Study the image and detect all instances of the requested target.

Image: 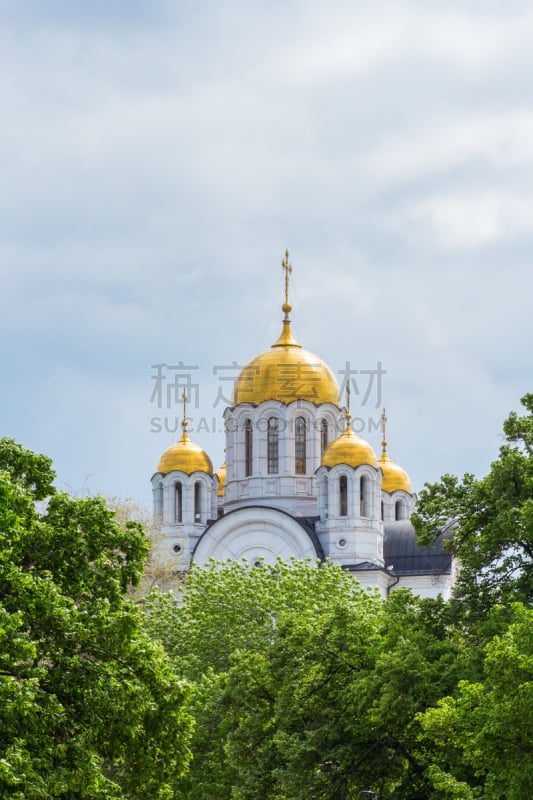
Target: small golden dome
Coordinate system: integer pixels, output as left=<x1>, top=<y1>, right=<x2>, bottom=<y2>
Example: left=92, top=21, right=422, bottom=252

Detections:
left=215, top=459, right=226, bottom=497
left=378, top=451, right=412, bottom=493
left=157, top=429, right=213, bottom=475
left=322, top=421, right=378, bottom=469
left=233, top=321, right=339, bottom=405
left=377, top=409, right=412, bottom=493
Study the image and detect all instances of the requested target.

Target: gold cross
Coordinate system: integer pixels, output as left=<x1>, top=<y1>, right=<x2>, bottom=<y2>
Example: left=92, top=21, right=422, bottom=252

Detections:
left=182, top=389, right=188, bottom=428
left=281, top=249, right=292, bottom=307
left=381, top=408, right=387, bottom=446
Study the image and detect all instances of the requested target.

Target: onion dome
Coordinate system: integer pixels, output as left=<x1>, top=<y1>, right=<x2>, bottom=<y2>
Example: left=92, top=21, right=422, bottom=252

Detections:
left=378, top=451, right=412, bottom=493
left=157, top=428, right=213, bottom=475
left=322, top=382, right=377, bottom=468
left=232, top=251, right=339, bottom=406
left=322, top=419, right=378, bottom=468
left=215, top=459, right=226, bottom=497
left=377, top=409, right=412, bottom=493
left=156, top=391, right=213, bottom=475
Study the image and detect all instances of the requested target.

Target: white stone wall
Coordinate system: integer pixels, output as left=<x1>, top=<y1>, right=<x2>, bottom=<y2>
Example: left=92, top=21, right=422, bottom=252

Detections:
left=350, top=570, right=394, bottom=598
left=392, top=572, right=455, bottom=600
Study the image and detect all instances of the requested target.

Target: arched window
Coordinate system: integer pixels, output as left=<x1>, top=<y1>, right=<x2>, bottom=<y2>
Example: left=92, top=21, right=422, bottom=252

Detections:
left=320, top=419, right=328, bottom=455
left=245, top=418, right=253, bottom=477
left=395, top=500, right=404, bottom=521
left=175, top=482, right=183, bottom=523
left=194, top=481, right=202, bottom=522
left=267, top=417, right=279, bottom=474
left=339, top=475, right=348, bottom=517
left=381, top=500, right=384, bottom=521
left=295, top=416, right=306, bottom=474
left=360, top=476, right=370, bottom=517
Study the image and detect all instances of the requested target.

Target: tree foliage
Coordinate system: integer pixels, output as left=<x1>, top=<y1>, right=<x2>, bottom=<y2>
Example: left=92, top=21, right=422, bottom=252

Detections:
left=420, top=602, right=533, bottom=799
left=413, top=393, right=533, bottom=612
left=4, top=391, right=532, bottom=798
left=106, top=496, right=182, bottom=599
left=146, top=561, right=463, bottom=799
left=0, top=438, right=192, bottom=799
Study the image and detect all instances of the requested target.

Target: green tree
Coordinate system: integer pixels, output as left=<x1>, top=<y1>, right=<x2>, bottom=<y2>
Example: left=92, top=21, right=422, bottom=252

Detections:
left=222, top=589, right=463, bottom=800
left=106, top=496, right=182, bottom=598
left=146, top=561, right=463, bottom=799
left=413, top=393, right=533, bottom=613
left=146, top=559, right=370, bottom=799
left=420, top=603, right=533, bottom=799
left=0, top=438, right=193, bottom=799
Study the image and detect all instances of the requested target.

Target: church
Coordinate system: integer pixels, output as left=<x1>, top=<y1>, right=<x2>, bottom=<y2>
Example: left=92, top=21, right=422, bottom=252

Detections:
left=151, top=252, right=455, bottom=599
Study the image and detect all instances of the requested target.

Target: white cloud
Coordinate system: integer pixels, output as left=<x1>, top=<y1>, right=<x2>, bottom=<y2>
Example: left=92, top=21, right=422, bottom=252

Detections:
left=364, top=111, right=533, bottom=183
left=404, top=189, right=533, bottom=248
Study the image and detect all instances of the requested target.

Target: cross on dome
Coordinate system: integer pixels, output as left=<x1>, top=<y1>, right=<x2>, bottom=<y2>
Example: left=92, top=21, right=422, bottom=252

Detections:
left=281, top=248, right=292, bottom=320
left=381, top=407, right=388, bottom=452
left=181, top=389, right=188, bottom=431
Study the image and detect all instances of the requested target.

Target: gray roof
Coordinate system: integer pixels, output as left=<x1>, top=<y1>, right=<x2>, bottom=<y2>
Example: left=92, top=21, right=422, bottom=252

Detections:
left=384, top=520, right=452, bottom=576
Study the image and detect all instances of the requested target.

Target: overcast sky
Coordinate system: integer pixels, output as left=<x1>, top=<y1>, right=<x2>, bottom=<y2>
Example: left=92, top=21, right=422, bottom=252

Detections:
left=2, top=0, right=532, bottom=508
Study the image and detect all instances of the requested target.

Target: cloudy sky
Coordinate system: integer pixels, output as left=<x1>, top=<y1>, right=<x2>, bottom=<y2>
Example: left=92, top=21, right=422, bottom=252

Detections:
left=2, top=0, right=532, bottom=508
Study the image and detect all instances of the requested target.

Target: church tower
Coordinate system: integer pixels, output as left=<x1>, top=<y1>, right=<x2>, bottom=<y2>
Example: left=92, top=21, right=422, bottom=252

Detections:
left=222, top=250, right=344, bottom=517
left=150, top=251, right=454, bottom=600
left=315, top=385, right=384, bottom=572
left=151, top=390, right=217, bottom=569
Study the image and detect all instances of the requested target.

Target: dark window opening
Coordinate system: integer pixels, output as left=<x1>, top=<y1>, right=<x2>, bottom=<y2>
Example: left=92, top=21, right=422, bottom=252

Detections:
left=194, top=481, right=202, bottom=522
left=245, top=418, right=253, bottom=476
left=339, top=475, right=348, bottom=517
left=267, top=418, right=279, bottom=474
left=175, top=482, right=183, bottom=523
left=295, top=416, right=306, bottom=474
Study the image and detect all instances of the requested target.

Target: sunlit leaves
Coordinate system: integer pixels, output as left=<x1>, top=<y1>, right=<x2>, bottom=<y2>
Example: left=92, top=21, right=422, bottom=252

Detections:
left=414, top=394, right=533, bottom=611
left=0, top=438, right=193, bottom=799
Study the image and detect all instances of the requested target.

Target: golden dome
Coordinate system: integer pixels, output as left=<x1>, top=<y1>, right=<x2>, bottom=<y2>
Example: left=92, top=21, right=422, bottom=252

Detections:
left=234, top=252, right=339, bottom=405
left=157, top=428, right=213, bottom=475
left=233, top=320, right=339, bottom=406
left=377, top=409, right=412, bottom=493
left=215, top=459, right=226, bottom=497
left=378, top=451, right=412, bottom=493
left=322, top=419, right=378, bottom=469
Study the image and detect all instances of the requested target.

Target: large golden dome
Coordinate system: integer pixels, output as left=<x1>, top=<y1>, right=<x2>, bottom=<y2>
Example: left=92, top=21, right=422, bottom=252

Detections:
left=322, top=418, right=378, bottom=469
left=157, top=427, right=213, bottom=475
left=378, top=450, right=412, bottom=493
left=233, top=319, right=339, bottom=406
left=234, top=251, right=339, bottom=406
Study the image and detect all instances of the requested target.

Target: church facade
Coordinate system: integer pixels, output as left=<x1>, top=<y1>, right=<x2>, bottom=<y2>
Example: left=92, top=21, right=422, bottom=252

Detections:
left=151, top=253, right=455, bottom=599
